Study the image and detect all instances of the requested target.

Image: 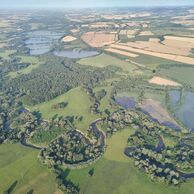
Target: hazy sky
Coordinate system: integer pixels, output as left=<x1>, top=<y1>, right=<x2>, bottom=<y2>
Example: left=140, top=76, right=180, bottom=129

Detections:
left=1, top=0, right=194, bottom=9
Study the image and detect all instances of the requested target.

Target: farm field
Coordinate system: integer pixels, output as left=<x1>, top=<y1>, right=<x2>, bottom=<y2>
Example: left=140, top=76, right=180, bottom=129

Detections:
left=27, top=87, right=98, bottom=133
left=105, top=48, right=139, bottom=58
left=81, top=31, right=118, bottom=47
left=78, top=53, right=139, bottom=73
left=109, top=43, right=194, bottom=65
left=62, top=35, right=77, bottom=42
left=0, top=144, right=58, bottom=194
left=148, top=76, right=181, bottom=86
left=159, top=65, right=194, bottom=88
left=120, top=36, right=194, bottom=56
left=133, top=53, right=182, bottom=69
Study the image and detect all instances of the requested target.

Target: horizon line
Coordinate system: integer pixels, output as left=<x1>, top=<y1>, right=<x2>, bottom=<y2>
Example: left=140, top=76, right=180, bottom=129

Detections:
left=0, top=5, right=194, bottom=10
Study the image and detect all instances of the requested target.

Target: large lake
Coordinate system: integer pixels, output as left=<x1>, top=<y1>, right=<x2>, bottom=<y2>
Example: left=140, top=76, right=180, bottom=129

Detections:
left=25, top=30, right=63, bottom=55
left=53, top=50, right=99, bottom=59
left=169, top=90, right=194, bottom=131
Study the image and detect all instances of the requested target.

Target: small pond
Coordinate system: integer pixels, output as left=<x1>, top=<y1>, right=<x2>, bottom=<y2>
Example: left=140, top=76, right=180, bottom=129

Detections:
left=53, top=50, right=99, bottom=59
left=169, top=90, right=194, bottom=131
left=115, top=96, right=136, bottom=109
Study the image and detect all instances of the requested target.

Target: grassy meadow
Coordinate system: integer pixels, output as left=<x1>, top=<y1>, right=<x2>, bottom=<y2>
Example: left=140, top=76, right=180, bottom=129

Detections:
left=159, top=65, right=194, bottom=88
left=27, top=87, right=98, bottom=133
left=0, top=50, right=16, bottom=60
left=133, top=54, right=183, bottom=70
left=0, top=144, right=58, bottom=194
left=78, top=53, right=138, bottom=73
left=93, top=85, right=116, bottom=113
left=8, top=55, right=40, bottom=78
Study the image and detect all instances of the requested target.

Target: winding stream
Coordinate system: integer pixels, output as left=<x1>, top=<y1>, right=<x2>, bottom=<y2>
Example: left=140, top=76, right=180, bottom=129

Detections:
left=124, top=136, right=194, bottom=179
left=21, top=119, right=106, bottom=152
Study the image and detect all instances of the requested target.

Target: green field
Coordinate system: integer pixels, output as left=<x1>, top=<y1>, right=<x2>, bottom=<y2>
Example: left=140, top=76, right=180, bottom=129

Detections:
left=0, top=50, right=16, bottom=60
left=66, top=127, right=194, bottom=194
left=159, top=65, right=194, bottom=88
left=161, top=134, right=179, bottom=148
left=133, top=54, right=183, bottom=70
left=144, top=89, right=167, bottom=105
left=78, top=53, right=138, bottom=73
left=27, top=87, right=98, bottom=132
left=0, top=144, right=58, bottom=194
left=9, top=56, right=40, bottom=78
left=64, top=38, right=89, bottom=49
left=104, top=127, right=136, bottom=162
left=94, top=85, right=116, bottom=113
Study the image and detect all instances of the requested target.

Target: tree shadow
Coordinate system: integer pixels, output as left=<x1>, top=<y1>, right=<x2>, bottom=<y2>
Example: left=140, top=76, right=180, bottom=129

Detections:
left=60, top=168, right=71, bottom=179
left=32, top=111, right=42, bottom=120
left=27, top=189, right=34, bottom=194
left=5, top=180, right=18, bottom=194
left=55, top=166, right=70, bottom=179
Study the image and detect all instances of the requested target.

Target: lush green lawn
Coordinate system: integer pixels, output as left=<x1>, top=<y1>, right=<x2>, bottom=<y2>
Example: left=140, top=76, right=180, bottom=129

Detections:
left=9, top=55, right=40, bottom=78
left=66, top=127, right=194, bottom=194
left=0, top=144, right=58, bottom=194
left=27, top=87, right=98, bottom=133
left=78, top=53, right=138, bottom=73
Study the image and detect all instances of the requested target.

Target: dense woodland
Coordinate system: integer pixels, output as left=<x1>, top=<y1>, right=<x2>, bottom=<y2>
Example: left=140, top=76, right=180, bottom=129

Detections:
left=2, top=56, right=118, bottom=105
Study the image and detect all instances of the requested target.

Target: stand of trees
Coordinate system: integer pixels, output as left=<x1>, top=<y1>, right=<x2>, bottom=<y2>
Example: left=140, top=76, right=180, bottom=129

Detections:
left=51, top=101, right=68, bottom=109
left=39, top=129, right=103, bottom=166
left=2, top=56, right=118, bottom=105
left=55, top=168, right=80, bottom=194
left=129, top=147, right=181, bottom=185
left=82, top=84, right=100, bottom=114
